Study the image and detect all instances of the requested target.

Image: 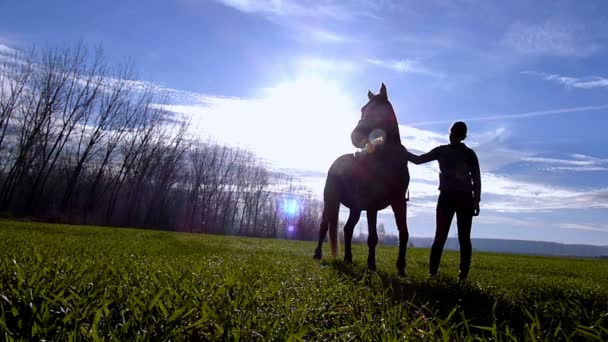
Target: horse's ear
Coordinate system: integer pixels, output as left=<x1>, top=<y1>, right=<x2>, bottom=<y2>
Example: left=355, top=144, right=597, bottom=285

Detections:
left=368, top=90, right=374, bottom=101
left=380, top=83, right=387, bottom=97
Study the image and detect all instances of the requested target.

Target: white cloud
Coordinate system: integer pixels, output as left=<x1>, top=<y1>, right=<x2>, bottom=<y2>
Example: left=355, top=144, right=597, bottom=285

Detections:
left=549, top=166, right=608, bottom=172
left=523, top=156, right=595, bottom=166
left=556, top=223, right=608, bottom=232
left=546, top=75, right=608, bottom=89
left=215, top=0, right=300, bottom=15
left=0, top=43, right=15, bottom=55
left=366, top=58, right=438, bottom=76
left=476, top=216, right=608, bottom=233
left=0, top=43, right=20, bottom=65
left=503, top=21, right=599, bottom=57
left=479, top=174, right=608, bottom=211
left=307, top=28, right=351, bottom=43
left=407, top=104, right=608, bottom=126
left=214, top=0, right=379, bottom=21
left=295, top=57, right=358, bottom=74
left=476, top=214, right=540, bottom=228
left=211, top=0, right=377, bottom=48
left=522, top=71, right=608, bottom=89
left=399, top=124, right=446, bottom=152
left=522, top=154, right=608, bottom=172
left=406, top=168, right=608, bottom=213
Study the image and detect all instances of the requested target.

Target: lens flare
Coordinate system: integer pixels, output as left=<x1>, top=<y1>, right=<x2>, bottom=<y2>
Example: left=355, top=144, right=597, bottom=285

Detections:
left=283, top=198, right=299, bottom=217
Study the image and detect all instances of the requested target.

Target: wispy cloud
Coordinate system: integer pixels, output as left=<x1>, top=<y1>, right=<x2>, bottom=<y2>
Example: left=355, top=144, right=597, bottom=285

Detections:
left=215, top=0, right=301, bottom=16
left=557, top=223, right=608, bottom=232
left=295, top=57, right=358, bottom=74
left=522, top=71, right=608, bottom=89
left=307, top=28, right=352, bottom=43
left=522, top=154, right=608, bottom=172
left=366, top=58, right=438, bottom=76
left=476, top=214, right=539, bottom=228
left=0, top=43, right=19, bottom=65
left=477, top=216, right=608, bottom=234
left=406, top=104, right=608, bottom=126
left=214, top=0, right=379, bottom=21
left=211, top=1, right=372, bottom=47
left=503, top=21, right=599, bottom=57
left=479, top=175, right=608, bottom=212
left=0, top=43, right=15, bottom=55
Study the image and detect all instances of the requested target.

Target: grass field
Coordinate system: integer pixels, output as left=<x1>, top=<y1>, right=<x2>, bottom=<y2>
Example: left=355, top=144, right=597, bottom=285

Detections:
left=0, top=220, right=607, bottom=341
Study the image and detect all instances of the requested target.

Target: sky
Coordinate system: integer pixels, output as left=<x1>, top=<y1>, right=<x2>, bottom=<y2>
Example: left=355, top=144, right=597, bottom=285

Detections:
left=1, top=0, right=608, bottom=245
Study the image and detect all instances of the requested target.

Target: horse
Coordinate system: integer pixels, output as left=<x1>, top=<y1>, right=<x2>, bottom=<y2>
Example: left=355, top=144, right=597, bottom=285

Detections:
left=313, top=84, right=410, bottom=276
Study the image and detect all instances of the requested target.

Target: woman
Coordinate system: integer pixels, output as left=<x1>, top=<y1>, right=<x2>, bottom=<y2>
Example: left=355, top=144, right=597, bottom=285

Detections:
left=406, top=121, right=481, bottom=281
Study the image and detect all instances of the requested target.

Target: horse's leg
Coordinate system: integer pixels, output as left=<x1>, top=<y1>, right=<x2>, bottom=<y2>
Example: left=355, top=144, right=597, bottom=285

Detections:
left=314, top=207, right=328, bottom=259
left=343, top=209, right=361, bottom=264
left=366, top=210, right=378, bottom=271
left=391, top=197, right=409, bottom=276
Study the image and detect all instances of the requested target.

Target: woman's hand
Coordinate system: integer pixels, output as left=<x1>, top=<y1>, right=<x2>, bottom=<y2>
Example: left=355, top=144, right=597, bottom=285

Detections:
left=473, top=201, right=480, bottom=216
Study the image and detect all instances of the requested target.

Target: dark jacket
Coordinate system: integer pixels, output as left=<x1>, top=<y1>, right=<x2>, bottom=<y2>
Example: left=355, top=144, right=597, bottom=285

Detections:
left=406, top=143, right=481, bottom=202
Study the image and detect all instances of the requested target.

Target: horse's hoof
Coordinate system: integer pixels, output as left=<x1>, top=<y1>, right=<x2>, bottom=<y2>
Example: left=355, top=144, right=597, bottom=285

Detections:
left=398, top=269, right=406, bottom=277
left=344, top=257, right=353, bottom=264
left=313, top=249, right=322, bottom=260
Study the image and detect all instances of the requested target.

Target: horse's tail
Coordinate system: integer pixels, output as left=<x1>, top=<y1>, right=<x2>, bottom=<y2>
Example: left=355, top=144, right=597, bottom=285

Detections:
left=324, top=174, right=340, bottom=258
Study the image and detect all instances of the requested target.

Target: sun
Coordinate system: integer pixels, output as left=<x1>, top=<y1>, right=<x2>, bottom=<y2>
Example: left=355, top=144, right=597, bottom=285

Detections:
left=254, top=75, right=360, bottom=171
left=169, top=73, right=362, bottom=176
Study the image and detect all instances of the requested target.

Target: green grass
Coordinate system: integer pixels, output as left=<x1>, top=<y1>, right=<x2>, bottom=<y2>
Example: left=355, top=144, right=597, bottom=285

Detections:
left=0, top=220, right=607, bottom=341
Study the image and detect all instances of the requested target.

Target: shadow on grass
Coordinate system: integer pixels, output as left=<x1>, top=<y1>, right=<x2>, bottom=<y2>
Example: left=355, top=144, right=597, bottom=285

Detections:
left=323, top=259, right=528, bottom=335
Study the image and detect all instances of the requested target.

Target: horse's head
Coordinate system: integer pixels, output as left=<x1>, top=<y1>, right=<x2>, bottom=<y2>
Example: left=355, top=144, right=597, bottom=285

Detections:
left=352, top=83, right=401, bottom=148
left=361, top=83, right=395, bottom=121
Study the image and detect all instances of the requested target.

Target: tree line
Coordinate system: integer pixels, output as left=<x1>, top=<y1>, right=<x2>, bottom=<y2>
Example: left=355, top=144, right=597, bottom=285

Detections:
left=0, top=42, right=322, bottom=240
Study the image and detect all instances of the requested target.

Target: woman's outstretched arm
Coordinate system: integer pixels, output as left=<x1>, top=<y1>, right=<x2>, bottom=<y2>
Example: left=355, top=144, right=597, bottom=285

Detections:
left=404, top=147, right=439, bottom=165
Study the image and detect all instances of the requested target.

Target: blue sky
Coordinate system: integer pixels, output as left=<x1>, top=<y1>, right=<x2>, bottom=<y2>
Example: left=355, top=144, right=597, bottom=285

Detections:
left=2, top=0, right=608, bottom=245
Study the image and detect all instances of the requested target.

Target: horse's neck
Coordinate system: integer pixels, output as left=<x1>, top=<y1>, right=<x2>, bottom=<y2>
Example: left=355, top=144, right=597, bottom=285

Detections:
left=376, top=143, right=406, bottom=163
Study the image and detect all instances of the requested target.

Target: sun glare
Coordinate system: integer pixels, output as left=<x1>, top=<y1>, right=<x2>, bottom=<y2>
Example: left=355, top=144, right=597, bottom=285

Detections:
left=178, top=73, right=360, bottom=175
left=255, top=75, right=359, bottom=171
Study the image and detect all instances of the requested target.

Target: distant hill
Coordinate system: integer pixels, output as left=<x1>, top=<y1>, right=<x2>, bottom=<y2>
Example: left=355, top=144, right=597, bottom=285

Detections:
left=382, top=236, right=608, bottom=258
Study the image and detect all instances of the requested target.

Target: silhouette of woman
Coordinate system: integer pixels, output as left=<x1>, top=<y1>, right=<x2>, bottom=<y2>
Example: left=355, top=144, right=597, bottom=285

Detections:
left=406, top=121, right=481, bottom=281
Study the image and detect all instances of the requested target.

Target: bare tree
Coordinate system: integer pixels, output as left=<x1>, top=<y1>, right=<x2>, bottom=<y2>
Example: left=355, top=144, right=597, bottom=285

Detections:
left=25, top=44, right=105, bottom=213
left=104, top=91, right=161, bottom=224
left=0, top=46, right=81, bottom=210
left=60, top=62, right=134, bottom=213
left=0, top=51, right=32, bottom=157
left=143, top=120, right=189, bottom=228
left=0, top=41, right=325, bottom=240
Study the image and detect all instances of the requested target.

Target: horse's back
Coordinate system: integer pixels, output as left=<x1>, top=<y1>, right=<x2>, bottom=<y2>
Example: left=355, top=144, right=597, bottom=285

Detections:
left=327, top=153, right=357, bottom=176
left=325, top=148, right=409, bottom=211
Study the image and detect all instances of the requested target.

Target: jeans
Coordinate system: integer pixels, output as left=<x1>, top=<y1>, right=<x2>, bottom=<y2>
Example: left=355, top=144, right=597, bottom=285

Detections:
left=429, top=191, right=474, bottom=277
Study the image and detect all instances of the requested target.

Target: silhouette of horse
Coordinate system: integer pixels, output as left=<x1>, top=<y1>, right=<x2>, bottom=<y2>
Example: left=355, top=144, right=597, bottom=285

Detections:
left=313, top=84, right=410, bottom=275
